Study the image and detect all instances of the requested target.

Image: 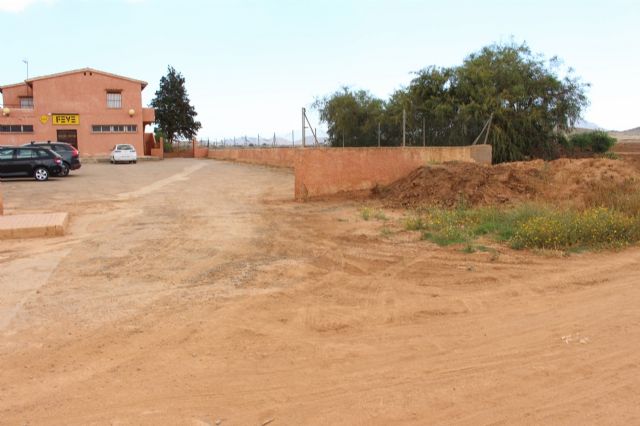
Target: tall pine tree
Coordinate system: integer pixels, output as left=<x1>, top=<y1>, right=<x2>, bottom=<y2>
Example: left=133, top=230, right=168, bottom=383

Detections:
left=151, top=66, right=201, bottom=143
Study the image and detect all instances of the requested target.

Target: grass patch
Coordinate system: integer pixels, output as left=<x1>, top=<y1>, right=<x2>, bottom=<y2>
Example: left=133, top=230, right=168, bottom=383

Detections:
left=360, top=207, right=388, bottom=221
left=512, top=207, right=639, bottom=249
left=405, top=202, right=640, bottom=251
left=583, top=178, right=640, bottom=217
left=360, top=207, right=373, bottom=221
left=380, top=226, right=393, bottom=237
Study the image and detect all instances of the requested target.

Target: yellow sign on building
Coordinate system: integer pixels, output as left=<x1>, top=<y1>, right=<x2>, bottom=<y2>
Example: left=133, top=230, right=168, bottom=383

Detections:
left=40, top=115, right=49, bottom=124
left=52, top=114, right=80, bottom=125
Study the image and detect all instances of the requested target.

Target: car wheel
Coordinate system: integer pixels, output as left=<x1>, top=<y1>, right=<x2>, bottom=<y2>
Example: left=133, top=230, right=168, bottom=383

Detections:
left=59, top=162, right=70, bottom=177
left=34, top=167, right=49, bottom=181
left=133, top=160, right=137, bottom=164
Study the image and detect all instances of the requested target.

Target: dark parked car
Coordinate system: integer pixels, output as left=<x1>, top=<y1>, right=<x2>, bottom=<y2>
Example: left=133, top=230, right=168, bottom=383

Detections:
left=24, top=141, right=81, bottom=176
left=0, top=146, right=63, bottom=181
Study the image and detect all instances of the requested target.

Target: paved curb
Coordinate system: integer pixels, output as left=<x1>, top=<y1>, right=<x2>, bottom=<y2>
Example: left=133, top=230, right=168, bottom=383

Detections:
left=0, top=212, right=69, bottom=239
left=81, top=156, right=163, bottom=164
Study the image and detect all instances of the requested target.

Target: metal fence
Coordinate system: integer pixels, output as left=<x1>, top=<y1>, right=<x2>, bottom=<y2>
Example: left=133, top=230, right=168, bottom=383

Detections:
left=198, top=134, right=329, bottom=149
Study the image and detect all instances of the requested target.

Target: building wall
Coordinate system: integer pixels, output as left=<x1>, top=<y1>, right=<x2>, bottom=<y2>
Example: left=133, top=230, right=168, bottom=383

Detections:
left=293, top=146, right=492, bottom=199
left=1, top=71, right=153, bottom=156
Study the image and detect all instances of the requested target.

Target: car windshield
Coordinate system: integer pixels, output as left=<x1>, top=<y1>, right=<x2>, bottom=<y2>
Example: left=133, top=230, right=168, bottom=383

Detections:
left=117, top=145, right=134, bottom=150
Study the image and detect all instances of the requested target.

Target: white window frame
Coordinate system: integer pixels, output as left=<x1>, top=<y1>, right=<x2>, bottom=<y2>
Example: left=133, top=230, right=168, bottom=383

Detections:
left=20, top=97, right=34, bottom=109
left=91, top=124, right=137, bottom=133
left=106, top=92, right=122, bottom=109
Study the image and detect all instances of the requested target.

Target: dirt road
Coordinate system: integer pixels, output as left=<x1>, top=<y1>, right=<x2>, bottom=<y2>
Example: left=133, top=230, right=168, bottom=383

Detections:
left=1, top=159, right=639, bottom=425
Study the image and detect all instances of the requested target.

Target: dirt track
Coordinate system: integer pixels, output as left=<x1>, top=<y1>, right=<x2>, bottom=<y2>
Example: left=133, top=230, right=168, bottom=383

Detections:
left=1, top=159, right=639, bottom=425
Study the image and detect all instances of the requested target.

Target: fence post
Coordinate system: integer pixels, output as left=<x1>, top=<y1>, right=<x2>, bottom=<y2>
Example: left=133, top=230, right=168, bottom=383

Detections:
left=402, top=109, right=406, bottom=147
left=302, top=107, right=306, bottom=148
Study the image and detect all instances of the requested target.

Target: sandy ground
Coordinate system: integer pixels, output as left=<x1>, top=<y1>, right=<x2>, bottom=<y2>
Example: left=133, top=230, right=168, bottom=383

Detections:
left=1, top=159, right=639, bottom=425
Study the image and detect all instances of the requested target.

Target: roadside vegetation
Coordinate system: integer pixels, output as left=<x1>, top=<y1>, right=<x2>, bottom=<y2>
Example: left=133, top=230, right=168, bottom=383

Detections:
left=401, top=184, right=640, bottom=251
left=561, top=130, right=617, bottom=156
left=361, top=180, right=640, bottom=252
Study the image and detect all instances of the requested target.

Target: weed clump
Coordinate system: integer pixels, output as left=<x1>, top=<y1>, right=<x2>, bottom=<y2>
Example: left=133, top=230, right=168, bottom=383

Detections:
left=361, top=207, right=389, bottom=221
left=405, top=202, right=640, bottom=251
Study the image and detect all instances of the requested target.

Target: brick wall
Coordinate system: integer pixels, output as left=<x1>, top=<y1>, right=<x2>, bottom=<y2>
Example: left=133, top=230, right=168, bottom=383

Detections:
left=207, top=145, right=492, bottom=199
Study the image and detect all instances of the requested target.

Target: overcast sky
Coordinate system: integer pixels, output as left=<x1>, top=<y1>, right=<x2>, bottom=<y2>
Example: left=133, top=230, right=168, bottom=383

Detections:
left=2, top=0, right=639, bottom=139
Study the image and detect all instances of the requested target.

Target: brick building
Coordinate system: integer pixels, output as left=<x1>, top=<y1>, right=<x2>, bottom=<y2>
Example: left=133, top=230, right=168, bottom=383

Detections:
left=0, top=68, right=155, bottom=156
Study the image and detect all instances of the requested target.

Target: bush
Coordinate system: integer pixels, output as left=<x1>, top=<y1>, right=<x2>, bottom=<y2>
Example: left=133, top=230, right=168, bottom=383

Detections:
left=569, top=131, right=616, bottom=153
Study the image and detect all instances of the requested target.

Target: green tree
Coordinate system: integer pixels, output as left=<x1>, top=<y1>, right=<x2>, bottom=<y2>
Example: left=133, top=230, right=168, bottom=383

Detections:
left=450, top=42, right=588, bottom=161
left=151, top=66, right=201, bottom=143
left=315, top=42, right=589, bottom=162
left=313, top=87, right=385, bottom=147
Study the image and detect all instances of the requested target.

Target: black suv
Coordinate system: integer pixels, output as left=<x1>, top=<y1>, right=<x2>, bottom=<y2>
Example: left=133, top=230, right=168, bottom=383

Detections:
left=24, top=141, right=81, bottom=176
left=0, top=146, right=63, bottom=181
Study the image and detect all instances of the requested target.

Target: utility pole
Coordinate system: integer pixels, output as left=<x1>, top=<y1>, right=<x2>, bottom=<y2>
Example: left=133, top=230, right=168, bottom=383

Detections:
left=292, top=130, right=294, bottom=146
left=402, top=109, right=406, bottom=147
left=273, top=132, right=276, bottom=147
left=483, top=113, right=494, bottom=145
left=302, top=107, right=306, bottom=148
left=258, top=133, right=260, bottom=146
left=378, top=122, right=381, bottom=147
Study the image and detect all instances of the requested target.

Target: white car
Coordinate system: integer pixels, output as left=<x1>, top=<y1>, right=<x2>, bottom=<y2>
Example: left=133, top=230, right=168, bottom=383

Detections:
left=110, top=144, right=137, bottom=164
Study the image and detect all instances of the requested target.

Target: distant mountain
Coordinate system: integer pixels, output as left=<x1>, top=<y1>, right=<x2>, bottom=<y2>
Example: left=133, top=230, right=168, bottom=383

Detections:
left=620, top=126, right=640, bottom=134
left=201, top=134, right=329, bottom=147
left=609, top=126, right=640, bottom=141
left=575, top=119, right=602, bottom=130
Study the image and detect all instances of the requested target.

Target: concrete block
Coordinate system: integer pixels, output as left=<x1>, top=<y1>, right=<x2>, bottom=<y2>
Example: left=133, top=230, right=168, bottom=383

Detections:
left=0, top=212, right=69, bottom=239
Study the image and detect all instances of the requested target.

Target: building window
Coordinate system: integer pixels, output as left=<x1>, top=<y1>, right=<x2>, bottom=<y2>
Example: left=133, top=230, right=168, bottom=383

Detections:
left=0, top=124, right=34, bottom=133
left=20, top=97, right=34, bottom=109
left=91, top=124, right=137, bottom=133
left=106, top=91, right=122, bottom=109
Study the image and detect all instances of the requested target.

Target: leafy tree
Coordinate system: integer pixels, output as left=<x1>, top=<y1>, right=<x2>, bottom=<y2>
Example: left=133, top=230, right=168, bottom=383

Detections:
left=313, top=87, right=385, bottom=147
left=449, top=42, right=588, bottom=161
left=314, top=42, right=589, bottom=162
left=151, top=66, right=201, bottom=143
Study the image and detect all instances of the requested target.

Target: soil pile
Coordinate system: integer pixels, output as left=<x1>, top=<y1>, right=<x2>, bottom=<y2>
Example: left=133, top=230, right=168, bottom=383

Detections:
left=380, top=158, right=640, bottom=208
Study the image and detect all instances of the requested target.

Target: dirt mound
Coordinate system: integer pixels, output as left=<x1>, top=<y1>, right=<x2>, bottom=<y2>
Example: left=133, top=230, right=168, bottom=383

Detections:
left=380, top=158, right=640, bottom=208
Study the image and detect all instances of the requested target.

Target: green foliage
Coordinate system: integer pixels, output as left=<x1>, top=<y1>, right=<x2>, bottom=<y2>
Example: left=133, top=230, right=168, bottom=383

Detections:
left=512, top=207, right=639, bottom=249
left=313, top=88, right=385, bottom=147
left=361, top=207, right=372, bottom=221
left=568, top=131, right=616, bottom=153
left=404, top=202, right=640, bottom=251
left=361, top=207, right=388, bottom=221
left=314, top=41, right=589, bottom=163
left=151, top=66, right=202, bottom=144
